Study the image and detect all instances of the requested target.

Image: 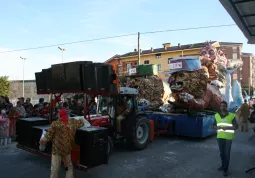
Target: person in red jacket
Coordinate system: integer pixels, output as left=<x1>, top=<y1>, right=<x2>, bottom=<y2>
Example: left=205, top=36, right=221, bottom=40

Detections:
left=40, top=103, right=50, bottom=118
left=8, top=107, right=20, bottom=137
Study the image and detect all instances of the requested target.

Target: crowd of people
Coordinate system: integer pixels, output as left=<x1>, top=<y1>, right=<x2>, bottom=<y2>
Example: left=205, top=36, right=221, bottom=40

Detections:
left=0, top=96, right=91, bottom=139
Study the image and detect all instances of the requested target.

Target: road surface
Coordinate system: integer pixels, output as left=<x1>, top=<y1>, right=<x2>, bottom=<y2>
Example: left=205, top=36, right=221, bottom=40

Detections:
left=1, top=125, right=255, bottom=178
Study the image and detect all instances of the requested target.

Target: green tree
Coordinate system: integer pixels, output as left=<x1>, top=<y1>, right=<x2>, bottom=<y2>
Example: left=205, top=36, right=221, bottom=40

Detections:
left=0, top=76, right=10, bottom=96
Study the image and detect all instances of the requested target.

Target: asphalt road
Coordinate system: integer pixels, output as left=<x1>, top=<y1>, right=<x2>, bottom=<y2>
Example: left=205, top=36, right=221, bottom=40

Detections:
left=1, top=125, right=255, bottom=178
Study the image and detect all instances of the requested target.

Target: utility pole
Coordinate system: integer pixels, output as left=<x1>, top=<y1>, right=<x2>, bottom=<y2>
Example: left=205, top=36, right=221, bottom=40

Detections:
left=58, top=47, right=66, bottom=63
left=138, top=32, right=140, bottom=65
left=20, top=56, right=26, bottom=97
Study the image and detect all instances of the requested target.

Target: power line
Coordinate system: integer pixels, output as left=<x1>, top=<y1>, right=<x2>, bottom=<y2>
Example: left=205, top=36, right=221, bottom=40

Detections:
left=0, top=24, right=236, bottom=54
left=141, top=24, right=236, bottom=34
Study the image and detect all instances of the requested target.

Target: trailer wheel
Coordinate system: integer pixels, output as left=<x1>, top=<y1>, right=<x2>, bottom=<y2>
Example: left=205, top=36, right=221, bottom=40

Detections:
left=108, top=136, right=113, bottom=155
left=130, top=115, right=150, bottom=150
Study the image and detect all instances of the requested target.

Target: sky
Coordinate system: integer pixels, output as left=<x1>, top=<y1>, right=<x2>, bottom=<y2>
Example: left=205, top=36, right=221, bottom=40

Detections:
left=0, top=0, right=254, bottom=80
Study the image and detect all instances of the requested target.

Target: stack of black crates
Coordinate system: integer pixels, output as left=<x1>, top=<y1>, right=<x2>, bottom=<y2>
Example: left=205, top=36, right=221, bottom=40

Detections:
left=35, top=61, right=117, bottom=94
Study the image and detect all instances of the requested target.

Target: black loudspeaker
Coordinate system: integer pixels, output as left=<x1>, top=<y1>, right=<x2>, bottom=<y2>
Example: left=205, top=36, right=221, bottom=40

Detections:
left=51, top=64, right=66, bottom=91
left=83, top=63, right=97, bottom=92
left=16, top=117, right=49, bottom=148
left=75, top=126, right=108, bottom=168
left=32, top=125, right=52, bottom=153
left=42, top=68, right=52, bottom=92
left=64, top=61, right=92, bottom=91
left=35, top=72, right=46, bottom=93
left=95, top=64, right=110, bottom=92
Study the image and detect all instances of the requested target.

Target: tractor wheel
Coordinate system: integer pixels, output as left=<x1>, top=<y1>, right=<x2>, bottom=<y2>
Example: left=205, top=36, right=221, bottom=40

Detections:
left=107, top=136, right=113, bottom=155
left=129, top=115, right=150, bottom=150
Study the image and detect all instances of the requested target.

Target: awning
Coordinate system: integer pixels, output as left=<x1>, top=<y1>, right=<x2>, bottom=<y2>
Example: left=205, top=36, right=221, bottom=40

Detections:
left=219, top=0, right=255, bottom=44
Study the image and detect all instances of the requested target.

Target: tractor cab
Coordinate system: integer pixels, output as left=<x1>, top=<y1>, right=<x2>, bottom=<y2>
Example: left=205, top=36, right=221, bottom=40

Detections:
left=97, top=87, right=139, bottom=118
left=95, top=87, right=150, bottom=150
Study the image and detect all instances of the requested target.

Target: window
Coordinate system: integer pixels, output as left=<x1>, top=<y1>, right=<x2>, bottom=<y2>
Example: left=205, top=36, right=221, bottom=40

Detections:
left=97, top=96, right=113, bottom=115
left=233, top=53, right=237, bottom=60
left=144, top=60, right=149, bottom=64
left=157, top=64, right=162, bottom=71
left=233, top=46, right=237, bottom=53
left=126, top=63, right=132, bottom=71
left=155, top=53, right=161, bottom=59
left=168, top=58, right=172, bottom=64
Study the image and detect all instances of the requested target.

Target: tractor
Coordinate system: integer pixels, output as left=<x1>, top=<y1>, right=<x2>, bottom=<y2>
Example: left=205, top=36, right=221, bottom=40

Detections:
left=16, top=62, right=152, bottom=170
left=79, top=86, right=151, bottom=155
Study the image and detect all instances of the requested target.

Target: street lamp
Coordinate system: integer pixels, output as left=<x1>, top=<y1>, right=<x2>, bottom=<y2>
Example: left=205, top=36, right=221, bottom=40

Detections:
left=20, top=56, right=26, bottom=97
left=58, top=47, right=66, bottom=63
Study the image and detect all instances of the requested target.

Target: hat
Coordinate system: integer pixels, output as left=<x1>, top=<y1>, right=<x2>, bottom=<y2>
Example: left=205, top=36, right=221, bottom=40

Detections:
left=169, top=56, right=202, bottom=74
left=59, top=109, right=68, bottom=117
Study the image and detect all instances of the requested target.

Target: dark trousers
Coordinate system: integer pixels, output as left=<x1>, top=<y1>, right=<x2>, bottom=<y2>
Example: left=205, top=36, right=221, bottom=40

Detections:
left=217, top=138, right=232, bottom=172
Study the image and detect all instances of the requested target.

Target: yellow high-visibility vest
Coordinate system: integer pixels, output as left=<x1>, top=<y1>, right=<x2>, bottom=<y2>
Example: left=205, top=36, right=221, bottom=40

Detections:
left=215, top=113, right=235, bottom=140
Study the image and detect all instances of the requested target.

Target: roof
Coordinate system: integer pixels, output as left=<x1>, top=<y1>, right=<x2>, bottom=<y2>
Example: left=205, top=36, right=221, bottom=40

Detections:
left=119, top=41, right=217, bottom=58
left=219, top=0, right=255, bottom=44
left=219, top=42, right=243, bottom=46
left=242, top=52, right=254, bottom=56
left=105, top=41, right=244, bottom=63
left=104, top=54, right=120, bottom=63
left=10, top=80, right=35, bottom=83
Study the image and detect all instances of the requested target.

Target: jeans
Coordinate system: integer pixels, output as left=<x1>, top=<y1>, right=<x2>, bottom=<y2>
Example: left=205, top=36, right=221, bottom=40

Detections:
left=217, top=138, right=232, bottom=172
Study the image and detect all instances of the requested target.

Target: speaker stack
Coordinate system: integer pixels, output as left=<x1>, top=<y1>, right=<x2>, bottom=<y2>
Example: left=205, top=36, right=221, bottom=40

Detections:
left=35, top=72, right=46, bottom=93
left=16, top=117, right=49, bottom=148
left=75, top=126, right=108, bottom=168
left=35, top=61, right=118, bottom=94
left=32, top=125, right=52, bottom=154
left=64, top=61, right=92, bottom=91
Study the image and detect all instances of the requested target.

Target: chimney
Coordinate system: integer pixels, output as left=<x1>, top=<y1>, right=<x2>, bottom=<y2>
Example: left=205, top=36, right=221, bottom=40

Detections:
left=163, top=43, right=172, bottom=49
left=151, top=47, right=153, bottom=52
left=178, top=43, right=181, bottom=48
left=134, top=48, right=137, bottom=52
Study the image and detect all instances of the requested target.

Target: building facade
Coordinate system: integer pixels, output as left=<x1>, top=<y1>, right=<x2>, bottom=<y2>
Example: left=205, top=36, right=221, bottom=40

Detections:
left=106, top=41, right=244, bottom=82
left=241, top=53, right=255, bottom=89
left=9, top=80, right=49, bottom=105
left=219, top=42, right=243, bottom=83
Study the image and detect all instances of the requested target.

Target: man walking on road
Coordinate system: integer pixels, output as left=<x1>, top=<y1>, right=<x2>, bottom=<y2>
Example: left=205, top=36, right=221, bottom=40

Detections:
left=214, top=101, right=238, bottom=177
left=236, top=99, right=250, bottom=132
left=40, top=109, right=85, bottom=178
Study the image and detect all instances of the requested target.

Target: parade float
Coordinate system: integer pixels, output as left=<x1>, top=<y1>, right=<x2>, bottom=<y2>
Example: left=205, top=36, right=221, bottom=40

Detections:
left=119, top=74, right=172, bottom=111
left=144, top=41, right=244, bottom=138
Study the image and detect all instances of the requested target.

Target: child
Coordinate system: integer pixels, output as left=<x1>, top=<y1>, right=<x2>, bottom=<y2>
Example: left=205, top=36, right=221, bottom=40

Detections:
left=0, top=110, right=9, bottom=138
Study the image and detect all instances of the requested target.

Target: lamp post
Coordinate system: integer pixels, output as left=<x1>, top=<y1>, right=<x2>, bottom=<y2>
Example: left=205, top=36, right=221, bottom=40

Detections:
left=20, top=56, right=26, bottom=97
left=58, top=47, right=66, bottom=63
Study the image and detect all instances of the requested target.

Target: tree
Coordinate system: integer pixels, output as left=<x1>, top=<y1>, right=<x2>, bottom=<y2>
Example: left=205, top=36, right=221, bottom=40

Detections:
left=0, top=76, right=10, bottom=96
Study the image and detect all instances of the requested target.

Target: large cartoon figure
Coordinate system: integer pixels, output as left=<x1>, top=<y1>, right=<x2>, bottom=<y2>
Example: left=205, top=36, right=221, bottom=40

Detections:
left=168, top=56, right=223, bottom=111
left=200, top=42, right=219, bottom=82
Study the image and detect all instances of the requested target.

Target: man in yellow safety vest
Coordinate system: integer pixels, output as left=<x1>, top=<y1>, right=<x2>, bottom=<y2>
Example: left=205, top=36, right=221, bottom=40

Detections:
left=214, top=101, right=238, bottom=177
